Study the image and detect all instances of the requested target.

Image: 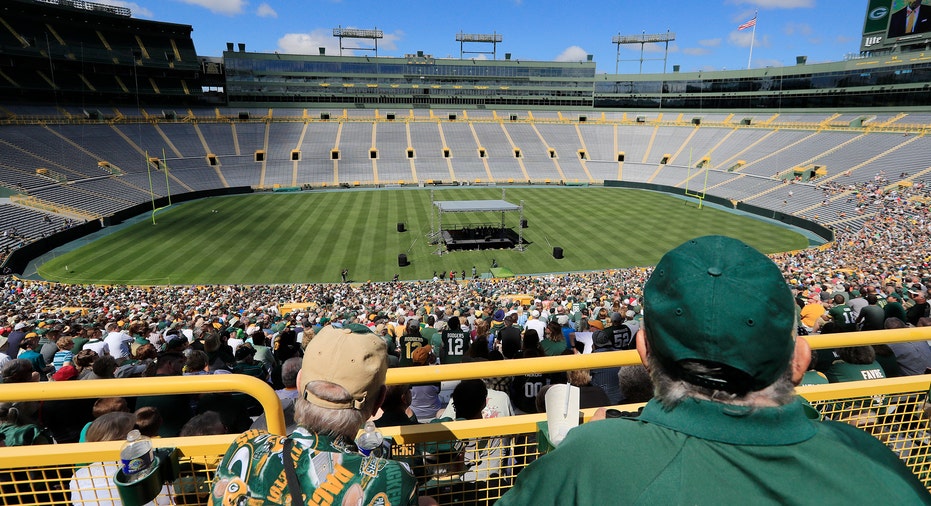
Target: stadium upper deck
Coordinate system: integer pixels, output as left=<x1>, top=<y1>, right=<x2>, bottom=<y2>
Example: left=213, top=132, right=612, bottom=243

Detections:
left=0, top=0, right=201, bottom=106
left=1, top=0, right=930, bottom=272
left=3, top=0, right=931, bottom=110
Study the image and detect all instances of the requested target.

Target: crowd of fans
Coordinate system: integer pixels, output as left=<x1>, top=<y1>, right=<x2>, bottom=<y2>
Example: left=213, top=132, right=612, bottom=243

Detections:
left=1, top=176, right=930, bottom=502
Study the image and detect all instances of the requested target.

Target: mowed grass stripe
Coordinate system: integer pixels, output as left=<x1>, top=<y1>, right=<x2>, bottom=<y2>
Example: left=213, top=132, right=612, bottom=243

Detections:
left=366, top=192, right=394, bottom=281
left=192, top=198, right=262, bottom=282
left=90, top=225, right=166, bottom=279
left=356, top=193, right=383, bottom=275
left=189, top=197, right=273, bottom=283
left=188, top=201, right=250, bottom=282
left=544, top=195, right=603, bottom=264
left=282, top=194, right=318, bottom=281
left=39, top=188, right=808, bottom=285
left=381, top=191, right=406, bottom=281
left=269, top=196, right=324, bottom=282
left=308, top=195, right=348, bottom=281
left=299, top=194, right=342, bottom=281
left=611, top=192, right=663, bottom=265
left=317, top=192, right=360, bottom=282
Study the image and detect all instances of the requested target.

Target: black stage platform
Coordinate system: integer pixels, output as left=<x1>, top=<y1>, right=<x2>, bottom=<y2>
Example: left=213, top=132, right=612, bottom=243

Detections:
left=442, top=225, right=525, bottom=251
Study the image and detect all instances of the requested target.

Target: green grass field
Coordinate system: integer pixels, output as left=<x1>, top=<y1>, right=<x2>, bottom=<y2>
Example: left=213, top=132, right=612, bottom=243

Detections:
left=37, top=187, right=808, bottom=285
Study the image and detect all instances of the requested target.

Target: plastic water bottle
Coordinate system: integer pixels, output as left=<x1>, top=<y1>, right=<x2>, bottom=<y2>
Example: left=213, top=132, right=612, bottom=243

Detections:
left=355, top=421, right=384, bottom=457
left=120, top=429, right=154, bottom=483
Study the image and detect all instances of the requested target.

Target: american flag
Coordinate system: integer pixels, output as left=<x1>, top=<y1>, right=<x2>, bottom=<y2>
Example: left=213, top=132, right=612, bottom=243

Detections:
left=738, top=17, right=757, bottom=31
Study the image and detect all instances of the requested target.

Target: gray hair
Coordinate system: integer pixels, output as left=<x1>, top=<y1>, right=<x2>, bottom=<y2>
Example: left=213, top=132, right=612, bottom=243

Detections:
left=648, top=354, right=797, bottom=410
left=293, top=381, right=368, bottom=439
left=281, top=357, right=302, bottom=388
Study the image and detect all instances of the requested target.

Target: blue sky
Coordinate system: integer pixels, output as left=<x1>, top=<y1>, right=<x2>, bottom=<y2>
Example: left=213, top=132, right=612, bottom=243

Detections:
left=101, top=0, right=869, bottom=73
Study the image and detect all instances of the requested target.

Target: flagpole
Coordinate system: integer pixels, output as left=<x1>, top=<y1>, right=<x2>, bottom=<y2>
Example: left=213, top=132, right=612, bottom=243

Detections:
left=747, top=12, right=757, bottom=69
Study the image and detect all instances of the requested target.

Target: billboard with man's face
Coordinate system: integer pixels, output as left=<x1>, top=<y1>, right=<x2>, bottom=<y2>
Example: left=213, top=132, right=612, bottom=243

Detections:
left=861, top=0, right=931, bottom=52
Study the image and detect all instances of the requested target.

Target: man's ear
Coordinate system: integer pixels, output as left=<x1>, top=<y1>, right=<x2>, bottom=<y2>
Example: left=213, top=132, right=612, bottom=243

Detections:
left=635, top=328, right=650, bottom=371
left=296, top=369, right=303, bottom=394
left=790, top=336, right=812, bottom=386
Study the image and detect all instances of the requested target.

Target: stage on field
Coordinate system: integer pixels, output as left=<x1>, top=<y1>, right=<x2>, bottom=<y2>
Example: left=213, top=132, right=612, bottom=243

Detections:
left=428, top=192, right=526, bottom=255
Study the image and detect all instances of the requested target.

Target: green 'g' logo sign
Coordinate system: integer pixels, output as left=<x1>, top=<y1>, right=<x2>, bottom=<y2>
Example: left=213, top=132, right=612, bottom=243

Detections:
left=864, top=0, right=892, bottom=33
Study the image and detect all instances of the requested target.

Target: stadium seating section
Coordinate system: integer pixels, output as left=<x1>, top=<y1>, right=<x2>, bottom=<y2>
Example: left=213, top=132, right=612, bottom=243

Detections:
left=1, top=108, right=929, bottom=257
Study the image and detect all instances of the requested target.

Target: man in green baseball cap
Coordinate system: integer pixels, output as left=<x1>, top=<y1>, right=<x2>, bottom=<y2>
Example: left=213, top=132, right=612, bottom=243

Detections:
left=499, top=236, right=931, bottom=505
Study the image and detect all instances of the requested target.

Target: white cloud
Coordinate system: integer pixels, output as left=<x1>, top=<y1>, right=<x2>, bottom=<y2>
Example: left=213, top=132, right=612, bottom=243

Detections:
left=554, top=46, right=589, bottom=62
left=381, top=31, right=403, bottom=51
left=276, top=28, right=402, bottom=56
left=698, top=38, right=722, bottom=48
left=683, top=47, right=712, bottom=56
left=278, top=30, right=340, bottom=55
left=94, top=0, right=154, bottom=18
left=175, top=0, right=245, bottom=16
left=256, top=3, right=277, bottom=18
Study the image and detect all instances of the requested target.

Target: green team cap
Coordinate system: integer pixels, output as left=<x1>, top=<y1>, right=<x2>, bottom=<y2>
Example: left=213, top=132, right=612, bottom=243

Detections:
left=643, top=235, right=795, bottom=394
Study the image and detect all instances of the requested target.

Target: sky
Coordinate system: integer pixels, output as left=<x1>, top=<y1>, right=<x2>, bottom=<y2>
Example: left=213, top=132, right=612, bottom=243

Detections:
left=97, top=0, right=873, bottom=73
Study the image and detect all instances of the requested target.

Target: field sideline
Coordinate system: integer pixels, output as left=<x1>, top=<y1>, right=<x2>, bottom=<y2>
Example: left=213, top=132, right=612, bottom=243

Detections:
left=37, top=187, right=809, bottom=285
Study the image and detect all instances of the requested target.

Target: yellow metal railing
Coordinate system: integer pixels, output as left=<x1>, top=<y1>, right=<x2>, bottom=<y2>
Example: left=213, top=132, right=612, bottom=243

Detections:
left=0, top=375, right=287, bottom=436
left=0, top=375, right=283, bottom=506
left=2, top=328, right=931, bottom=505
left=386, top=327, right=931, bottom=384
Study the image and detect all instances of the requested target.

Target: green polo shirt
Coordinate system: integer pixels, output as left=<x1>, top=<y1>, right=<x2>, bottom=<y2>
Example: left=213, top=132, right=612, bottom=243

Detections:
left=210, top=428, right=417, bottom=506
left=498, top=397, right=931, bottom=505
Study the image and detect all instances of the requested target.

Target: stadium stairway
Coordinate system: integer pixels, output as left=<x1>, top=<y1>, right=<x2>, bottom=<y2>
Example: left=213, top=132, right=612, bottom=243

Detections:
left=572, top=124, right=597, bottom=182
left=712, top=129, right=778, bottom=170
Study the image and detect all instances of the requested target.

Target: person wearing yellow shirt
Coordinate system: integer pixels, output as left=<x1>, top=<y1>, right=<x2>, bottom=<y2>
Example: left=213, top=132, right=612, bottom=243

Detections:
left=799, top=294, right=826, bottom=331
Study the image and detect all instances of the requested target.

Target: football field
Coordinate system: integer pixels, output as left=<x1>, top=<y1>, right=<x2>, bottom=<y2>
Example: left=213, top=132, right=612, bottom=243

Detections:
left=37, top=187, right=809, bottom=285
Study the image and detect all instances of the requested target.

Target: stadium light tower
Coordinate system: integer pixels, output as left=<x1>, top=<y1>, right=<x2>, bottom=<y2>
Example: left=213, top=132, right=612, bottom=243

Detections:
left=332, top=26, right=384, bottom=56
left=456, top=32, right=503, bottom=59
left=612, top=30, right=675, bottom=73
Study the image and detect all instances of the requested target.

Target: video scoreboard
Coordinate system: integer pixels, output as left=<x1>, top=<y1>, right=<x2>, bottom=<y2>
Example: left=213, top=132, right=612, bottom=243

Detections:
left=862, top=0, right=931, bottom=52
